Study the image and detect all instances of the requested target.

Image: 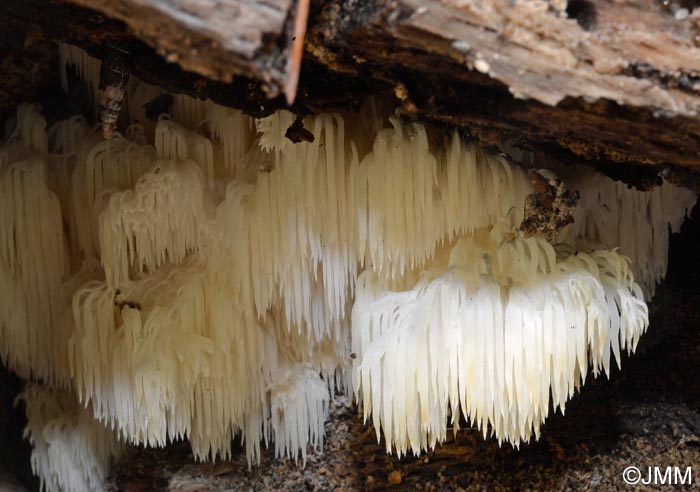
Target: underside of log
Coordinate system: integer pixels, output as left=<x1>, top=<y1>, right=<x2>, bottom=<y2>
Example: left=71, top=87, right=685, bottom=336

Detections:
left=4, top=0, right=700, bottom=189
left=66, top=0, right=294, bottom=95
left=309, top=0, right=700, bottom=169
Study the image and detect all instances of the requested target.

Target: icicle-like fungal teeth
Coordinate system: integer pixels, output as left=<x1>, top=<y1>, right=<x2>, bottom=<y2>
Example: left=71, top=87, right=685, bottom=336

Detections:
left=5, top=104, right=49, bottom=155
left=566, top=168, right=696, bottom=297
left=69, top=255, right=277, bottom=464
left=0, top=154, right=67, bottom=383
left=70, top=131, right=156, bottom=260
left=48, top=115, right=90, bottom=155
left=98, top=159, right=207, bottom=289
left=2, top=46, right=697, bottom=486
left=209, top=112, right=360, bottom=341
left=269, top=364, right=329, bottom=465
left=205, top=105, right=256, bottom=176
left=171, top=93, right=214, bottom=131
left=352, top=228, right=649, bottom=456
left=155, top=118, right=215, bottom=189
left=357, top=121, right=533, bottom=278
left=19, top=384, right=124, bottom=492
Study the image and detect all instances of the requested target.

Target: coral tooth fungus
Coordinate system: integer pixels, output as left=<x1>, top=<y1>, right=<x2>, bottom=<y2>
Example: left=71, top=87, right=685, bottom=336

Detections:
left=0, top=44, right=694, bottom=492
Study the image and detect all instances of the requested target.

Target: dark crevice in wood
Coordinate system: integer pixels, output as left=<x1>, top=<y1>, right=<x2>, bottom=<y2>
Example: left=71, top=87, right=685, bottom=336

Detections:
left=566, top=0, right=598, bottom=30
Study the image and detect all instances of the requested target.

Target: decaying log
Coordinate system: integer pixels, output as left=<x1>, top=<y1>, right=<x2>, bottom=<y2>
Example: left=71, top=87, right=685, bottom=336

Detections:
left=0, top=13, right=57, bottom=123
left=2, top=0, right=377, bottom=124
left=307, top=0, right=700, bottom=171
left=311, top=0, right=700, bottom=114
left=65, top=0, right=294, bottom=97
left=3, top=0, right=700, bottom=182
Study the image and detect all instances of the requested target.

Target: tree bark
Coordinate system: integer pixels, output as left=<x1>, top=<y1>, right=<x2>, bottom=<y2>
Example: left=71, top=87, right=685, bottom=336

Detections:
left=306, top=0, right=700, bottom=174
left=66, top=0, right=294, bottom=96
left=3, top=0, right=700, bottom=183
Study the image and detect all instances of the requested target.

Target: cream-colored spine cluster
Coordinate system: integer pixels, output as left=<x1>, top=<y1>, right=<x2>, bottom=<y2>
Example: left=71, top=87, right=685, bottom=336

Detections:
left=98, top=159, right=208, bottom=288
left=352, top=229, right=648, bottom=456
left=19, top=384, right=124, bottom=492
left=0, top=44, right=695, bottom=492
left=0, top=105, right=67, bottom=386
left=567, top=168, right=696, bottom=297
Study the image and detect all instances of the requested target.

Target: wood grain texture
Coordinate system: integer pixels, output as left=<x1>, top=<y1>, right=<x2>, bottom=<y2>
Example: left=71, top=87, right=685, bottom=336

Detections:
left=311, top=0, right=700, bottom=115
left=3, top=0, right=700, bottom=182
left=67, top=0, right=294, bottom=95
left=307, top=0, right=700, bottom=171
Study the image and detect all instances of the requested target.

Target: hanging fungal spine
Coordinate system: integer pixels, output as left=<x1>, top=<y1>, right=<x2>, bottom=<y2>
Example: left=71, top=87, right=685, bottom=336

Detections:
left=0, top=43, right=695, bottom=492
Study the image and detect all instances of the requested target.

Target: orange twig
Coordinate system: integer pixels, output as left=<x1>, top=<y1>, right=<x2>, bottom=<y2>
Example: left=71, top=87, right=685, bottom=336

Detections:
left=284, top=0, right=310, bottom=106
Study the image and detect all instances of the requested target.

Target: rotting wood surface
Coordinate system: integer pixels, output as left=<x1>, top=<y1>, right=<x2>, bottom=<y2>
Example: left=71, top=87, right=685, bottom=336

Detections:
left=68, top=0, right=294, bottom=95
left=3, top=0, right=700, bottom=183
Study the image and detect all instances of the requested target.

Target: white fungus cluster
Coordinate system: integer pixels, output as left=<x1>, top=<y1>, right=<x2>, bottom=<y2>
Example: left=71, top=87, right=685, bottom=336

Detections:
left=19, top=384, right=124, bottom=492
left=352, top=228, right=648, bottom=455
left=0, top=44, right=695, bottom=491
left=567, top=168, right=696, bottom=297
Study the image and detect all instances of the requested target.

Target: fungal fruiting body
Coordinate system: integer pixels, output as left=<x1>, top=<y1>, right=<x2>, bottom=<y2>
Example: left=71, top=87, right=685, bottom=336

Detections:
left=19, top=385, right=123, bottom=492
left=352, top=229, right=648, bottom=455
left=0, top=44, right=696, bottom=492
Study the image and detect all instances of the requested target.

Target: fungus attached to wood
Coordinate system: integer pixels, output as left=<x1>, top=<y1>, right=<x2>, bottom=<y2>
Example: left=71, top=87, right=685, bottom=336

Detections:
left=0, top=44, right=696, bottom=492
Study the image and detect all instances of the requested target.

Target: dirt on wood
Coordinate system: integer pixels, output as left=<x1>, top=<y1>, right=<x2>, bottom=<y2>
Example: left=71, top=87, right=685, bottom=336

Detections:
left=6, top=0, right=700, bottom=181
